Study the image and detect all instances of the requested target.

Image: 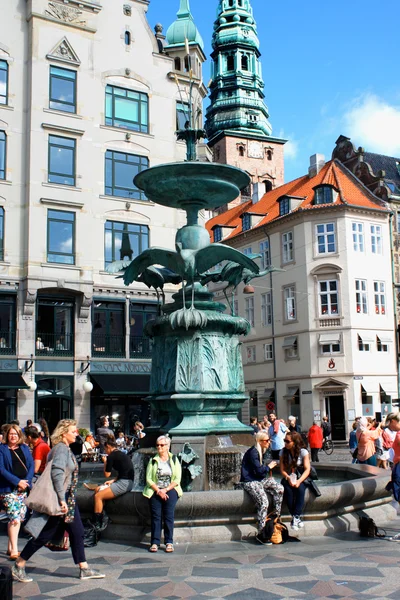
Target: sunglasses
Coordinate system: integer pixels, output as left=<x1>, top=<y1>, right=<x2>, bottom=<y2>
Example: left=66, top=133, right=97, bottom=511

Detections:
left=156, top=443, right=167, bottom=447
left=284, top=439, right=292, bottom=444
left=260, top=438, right=270, bottom=442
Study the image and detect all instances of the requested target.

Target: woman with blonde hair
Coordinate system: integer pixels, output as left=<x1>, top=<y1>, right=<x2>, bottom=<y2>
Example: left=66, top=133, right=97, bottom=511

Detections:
left=240, top=431, right=284, bottom=544
left=13, top=419, right=104, bottom=583
left=0, top=423, right=34, bottom=559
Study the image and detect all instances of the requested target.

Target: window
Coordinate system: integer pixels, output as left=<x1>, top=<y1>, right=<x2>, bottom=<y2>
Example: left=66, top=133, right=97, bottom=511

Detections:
left=176, top=101, right=189, bottom=130
left=266, top=150, right=272, bottom=161
left=243, top=247, right=253, bottom=256
left=125, top=31, right=131, bottom=45
left=321, top=342, right=341, bottom=354
left=260, top=240, right=270, bottom=269
left=319, top=280, right=339, bottom=315
left=283, top=336, right=298, bottom=359
left=0, top=294, right=16, bottom=354
left=48, top=135, right=76, bottom=186
left=130, top=302, right=157, bottom=358
left=284, top=286, right=296, bottom=321
left=226, top=55, right=234, bottom=71
left=370, top=224, right=382, bottom=254
left=105, top=85, right=149, bottom=133
left=246, top=345, right=256, bottom=362
left=245, top=297, right=254, bottom=326
left=241, top=55, right=249, bottom=70
left=242, top=213, right=251, bottom=231
left=316, top=223, right=336, bottom=254
left=105, top=220, right=149, bottom=268
left=238, top=145, right=245, bottom=157
left=377, top=336, right=388, bottom=352
left=358, top=334, right=370, bottom=352
left=36, top=298, right=74, bottom=355
left=264, top=343, right=273, bottom=361
left=352, top=222, right=364, bottom=252
left=261, top=292, right=272, bottom=326
left=0, top=131, right=6, bottom=180
left=213, top=227, right=222, bottom=243
left=0, top=207, right=3, bottom=261
left=174, top=57, right=181, bottom=71
left=93, top=301, right=125, bottom=357
left=49, top=66, right=76, bottom=113
left=105, top=150, right=148, bottom=200
left=373, top=281, right=386, bottom=314
left=279, top=197, right=290, bottom=216
left=47, top=209, right=75, bottom=264
left=282, top=231, right=293, bottom=263
left=355, top=279, right=368, bottom=314
left=314, top=186, right=334, bottom=205
left=0, top=60, right=8, bottom=105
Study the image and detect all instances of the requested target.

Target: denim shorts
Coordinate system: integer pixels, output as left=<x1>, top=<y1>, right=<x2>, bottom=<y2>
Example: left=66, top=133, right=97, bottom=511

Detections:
left=110, top=479, right=133, bottom=497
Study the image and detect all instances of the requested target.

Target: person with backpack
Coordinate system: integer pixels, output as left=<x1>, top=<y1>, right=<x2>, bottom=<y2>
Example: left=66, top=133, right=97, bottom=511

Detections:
left=240, top=431, right=284, bottom=545
left=142, top=435, right=182, bottom=553
left=321, top=416, right=331, bottom=441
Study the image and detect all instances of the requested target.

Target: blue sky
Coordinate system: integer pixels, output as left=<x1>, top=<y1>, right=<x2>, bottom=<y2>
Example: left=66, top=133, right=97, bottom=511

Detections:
left=148, top=0, right=400, bottom=182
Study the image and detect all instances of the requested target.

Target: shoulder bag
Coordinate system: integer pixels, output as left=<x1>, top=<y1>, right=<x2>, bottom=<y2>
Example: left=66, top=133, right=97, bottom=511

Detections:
left=24, top=458, right=67, bottom=516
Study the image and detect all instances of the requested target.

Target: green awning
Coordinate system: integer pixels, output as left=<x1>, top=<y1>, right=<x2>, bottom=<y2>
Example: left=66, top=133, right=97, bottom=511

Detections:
left=0, top=372, right=29, bottom=390
left=90, top=373, right=150, bottom=395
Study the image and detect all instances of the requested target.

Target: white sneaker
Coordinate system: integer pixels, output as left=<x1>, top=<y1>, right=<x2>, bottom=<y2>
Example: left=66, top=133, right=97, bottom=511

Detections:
left=290, top=517, right=299, bottom=531
left=297, top=518, right=304, bottom=529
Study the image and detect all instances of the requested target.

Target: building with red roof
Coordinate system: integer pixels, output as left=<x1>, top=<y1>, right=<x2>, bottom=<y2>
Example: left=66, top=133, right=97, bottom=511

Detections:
left=206, top=154, right=397, bottom=439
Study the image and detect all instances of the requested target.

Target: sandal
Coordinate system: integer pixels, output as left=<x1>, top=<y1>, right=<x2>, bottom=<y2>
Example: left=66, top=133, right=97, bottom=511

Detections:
left=165, top=543, right=174, bottom=553
left=9, top=553, right=20, bottom=560
left=149, top=544, right=158, bottom=553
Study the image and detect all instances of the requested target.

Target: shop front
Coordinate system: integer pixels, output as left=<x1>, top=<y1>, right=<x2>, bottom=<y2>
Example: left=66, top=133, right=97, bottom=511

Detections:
left=90, top=361, right=151, bottom=435
left=0, top=361, right=29, bottom=426
left=35, top=376, right=74, bottom=434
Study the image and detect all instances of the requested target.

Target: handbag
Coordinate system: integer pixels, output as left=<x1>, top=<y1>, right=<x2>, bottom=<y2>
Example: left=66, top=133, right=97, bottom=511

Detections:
left=45, top=530, right=70, bottom=552
left=24, top=458, right=67, bottom=516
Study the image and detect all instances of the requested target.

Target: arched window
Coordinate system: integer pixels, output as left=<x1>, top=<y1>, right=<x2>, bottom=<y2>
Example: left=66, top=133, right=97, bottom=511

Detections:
left=226, top=55, right=234, bottom=71
left=0, top=206, right=4, bottom=261
left=125, top=31, right=131, bottom=45
left=174, top=57, right=181, bottom=71
left=266, top=150, right=272, bottom=161
left=241, top=55, right=249, bottom=70
left=238, top=145, right=245, bottom=157
left=264, top=180, right=272, bottom=193
left=184, top=56, right=190, bottom=72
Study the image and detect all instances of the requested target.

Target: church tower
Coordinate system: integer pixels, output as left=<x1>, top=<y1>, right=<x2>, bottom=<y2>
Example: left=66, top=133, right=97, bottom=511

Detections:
left=205, top=0, right=286, bottom=210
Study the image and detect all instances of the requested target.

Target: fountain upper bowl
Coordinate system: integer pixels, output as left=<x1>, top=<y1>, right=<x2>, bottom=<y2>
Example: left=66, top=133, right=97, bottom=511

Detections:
left=134, top=162, right=251, bottom=210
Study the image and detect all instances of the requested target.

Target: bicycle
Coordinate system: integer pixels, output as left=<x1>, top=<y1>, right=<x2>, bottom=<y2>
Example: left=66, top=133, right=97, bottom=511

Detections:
left=322, top=438, right=334, bottom=455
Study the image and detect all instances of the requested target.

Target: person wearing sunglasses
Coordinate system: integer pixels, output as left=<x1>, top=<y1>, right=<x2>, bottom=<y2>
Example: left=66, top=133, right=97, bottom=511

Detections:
left=142, top=435, right=182, bottom=553
left=279, top=431, right=311, bottom=531
left=240, top=431, right=284, bottom=544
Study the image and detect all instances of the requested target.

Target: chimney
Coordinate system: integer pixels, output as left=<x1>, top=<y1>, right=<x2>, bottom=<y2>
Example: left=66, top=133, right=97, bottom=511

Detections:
left=252, top=182, right=264, bottom=204
left=308, top=154, right=325, bottom=178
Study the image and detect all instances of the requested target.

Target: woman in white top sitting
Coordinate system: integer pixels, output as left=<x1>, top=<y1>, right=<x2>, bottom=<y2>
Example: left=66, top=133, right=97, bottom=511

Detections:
left=279, top=431, right=311, bottom=531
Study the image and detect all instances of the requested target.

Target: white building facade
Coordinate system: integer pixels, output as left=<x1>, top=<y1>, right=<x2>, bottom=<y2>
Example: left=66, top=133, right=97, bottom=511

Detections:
left=0, top=0, right=205, bottom=433
left=209, top=158, right=398, bottom=440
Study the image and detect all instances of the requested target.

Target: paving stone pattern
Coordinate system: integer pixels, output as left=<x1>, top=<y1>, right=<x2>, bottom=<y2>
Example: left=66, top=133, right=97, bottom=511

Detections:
left=3, top=511, right=400, bottom=600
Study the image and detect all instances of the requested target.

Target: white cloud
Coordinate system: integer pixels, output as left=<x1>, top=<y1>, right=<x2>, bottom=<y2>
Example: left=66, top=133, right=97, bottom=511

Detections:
left=278, top=129, right=299, bottom=160
left=343, top=94, right=400, bottom=156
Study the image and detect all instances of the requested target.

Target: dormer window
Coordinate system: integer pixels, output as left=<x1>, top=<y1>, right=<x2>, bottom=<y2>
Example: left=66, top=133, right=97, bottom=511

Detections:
left=314, top=185, right=337, bottom=205
left=279, top=196, right=290, bottom=216
left=214, top=226, right=222, bottom=242
left=242, top=213, right=251, bottom=231
left=174, top=57, right=181, bottom=71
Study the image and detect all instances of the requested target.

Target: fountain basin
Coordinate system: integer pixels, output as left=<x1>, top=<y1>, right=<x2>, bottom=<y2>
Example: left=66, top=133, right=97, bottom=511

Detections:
left=134, top=162, right=250, bottom=210
left=77, top=463, right=396, bottom=542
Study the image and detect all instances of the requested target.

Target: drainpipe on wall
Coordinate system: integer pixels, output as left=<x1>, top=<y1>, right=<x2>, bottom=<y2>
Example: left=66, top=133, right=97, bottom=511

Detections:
left=389, top=213, right=400, bottom=399
left=262, top=229, right=277, bottom=410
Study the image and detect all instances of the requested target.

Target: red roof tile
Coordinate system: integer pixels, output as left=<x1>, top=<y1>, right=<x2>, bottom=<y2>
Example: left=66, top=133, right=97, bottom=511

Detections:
left=206, top=160, right=389, bottom=241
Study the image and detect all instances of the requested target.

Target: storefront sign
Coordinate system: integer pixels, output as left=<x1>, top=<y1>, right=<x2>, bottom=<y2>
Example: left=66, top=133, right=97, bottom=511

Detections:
left=0, top=360, right=18, bottom=370
left=353, top=376, right=363, bottom=380
left=91, top=361, right=151, bottom=374
left=313, top=410, right=321, bottom=421
left=302, top=390, right=312, bottom=395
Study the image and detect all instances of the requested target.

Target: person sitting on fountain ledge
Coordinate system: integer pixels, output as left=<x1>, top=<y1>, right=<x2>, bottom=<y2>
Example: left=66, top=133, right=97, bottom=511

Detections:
left=280, top=431, right=311, bottom=531
left=240, top=431, right=284, bottom=545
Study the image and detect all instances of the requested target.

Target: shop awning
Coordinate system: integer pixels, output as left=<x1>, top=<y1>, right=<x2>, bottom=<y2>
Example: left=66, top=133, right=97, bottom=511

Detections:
left=282, top=336, right=297, bottom=348
left=90, top=374, right=150, bottom=395
left=0, top=372, right=29, bottom=390
left=319, top=333, right=340, bottom=344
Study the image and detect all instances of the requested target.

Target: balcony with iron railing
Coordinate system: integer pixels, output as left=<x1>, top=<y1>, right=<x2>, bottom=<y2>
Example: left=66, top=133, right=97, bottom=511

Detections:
left=130, top=336, right=152, bottom=359
left=0, top=331, right=16, bottom=355
left=36, top=333, right=74, bottom=356
left=92, top=333, right=125, bottom=358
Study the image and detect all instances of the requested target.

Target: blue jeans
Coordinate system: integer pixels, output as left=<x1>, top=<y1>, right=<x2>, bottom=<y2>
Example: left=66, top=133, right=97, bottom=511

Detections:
left=149, top=489, right=179, bottom=545
left=282, top=479, right=306, bottom=518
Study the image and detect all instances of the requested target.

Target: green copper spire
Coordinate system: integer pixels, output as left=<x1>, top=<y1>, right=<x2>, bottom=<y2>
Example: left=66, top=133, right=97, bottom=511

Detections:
left=205, top=0, right=273, bottom=141
left=166, top=0, right=204, bottom=50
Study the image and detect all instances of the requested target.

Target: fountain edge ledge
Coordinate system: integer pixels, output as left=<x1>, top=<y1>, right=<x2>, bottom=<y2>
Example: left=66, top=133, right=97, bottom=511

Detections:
left=77, top=463, right=397, bottom=542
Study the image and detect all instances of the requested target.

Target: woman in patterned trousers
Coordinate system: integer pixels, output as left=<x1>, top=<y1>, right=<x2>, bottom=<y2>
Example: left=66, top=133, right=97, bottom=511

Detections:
left=240, top=431, right=284, bottom=545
